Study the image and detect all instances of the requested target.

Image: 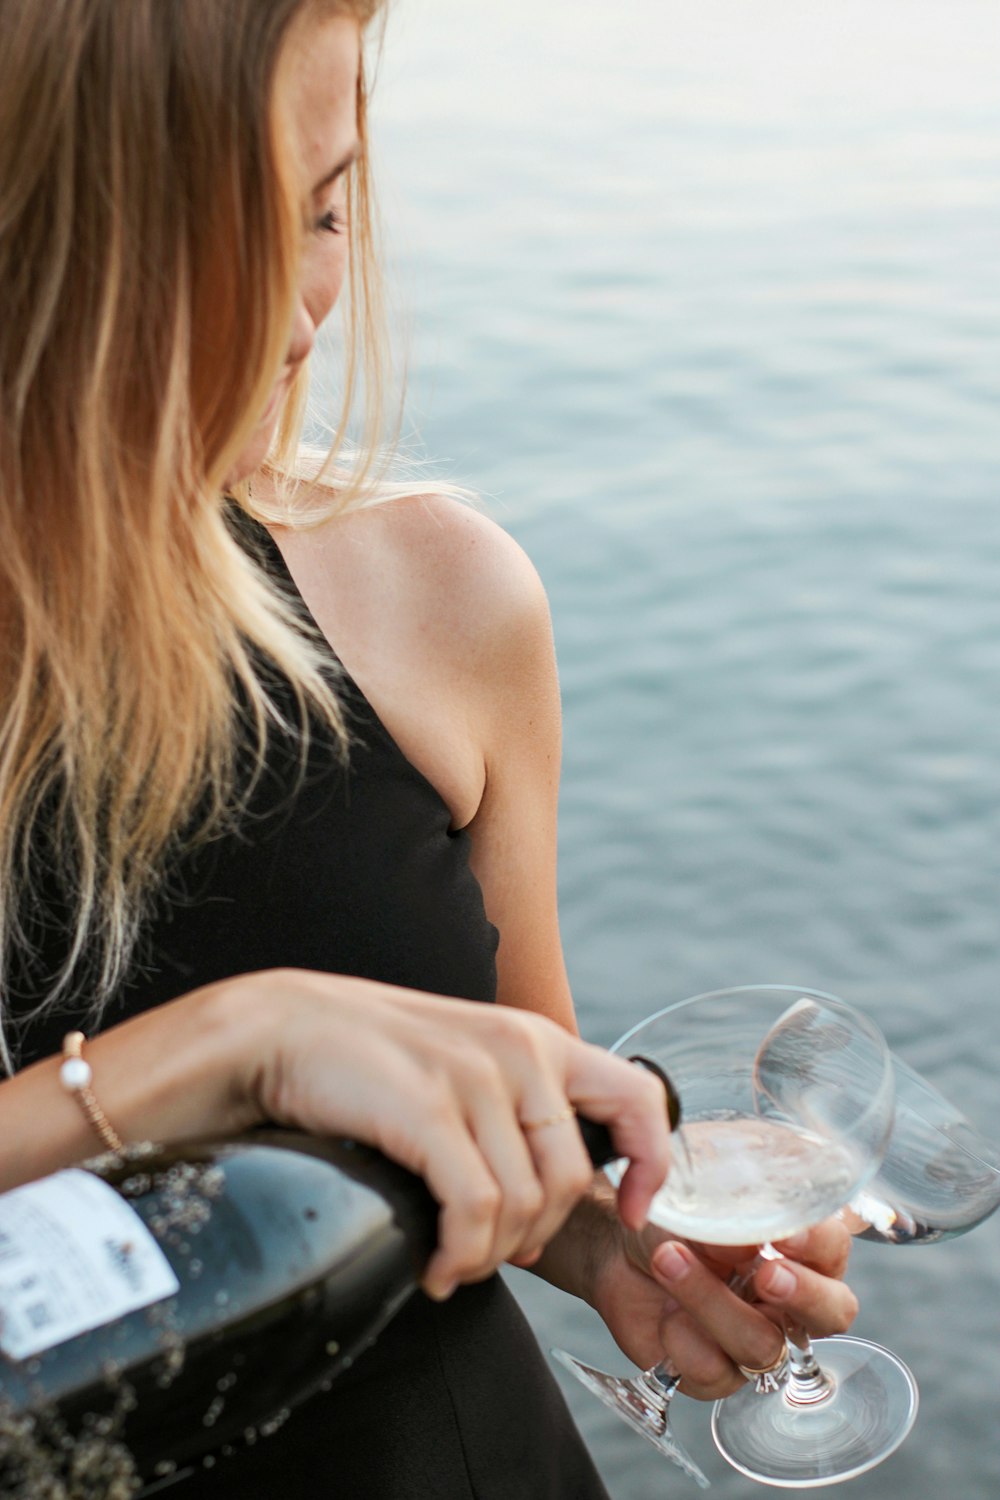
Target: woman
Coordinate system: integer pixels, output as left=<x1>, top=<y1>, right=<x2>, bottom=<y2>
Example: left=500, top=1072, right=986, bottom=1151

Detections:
left=0, top=2, right=857, bottom=1495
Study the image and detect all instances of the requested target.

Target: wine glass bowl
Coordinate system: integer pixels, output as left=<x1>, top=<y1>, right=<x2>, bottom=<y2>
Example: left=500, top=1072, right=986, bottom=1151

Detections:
left=843, top=1054, right=1000, bottom=1244
left=606, top=986, right=896, bottom=1247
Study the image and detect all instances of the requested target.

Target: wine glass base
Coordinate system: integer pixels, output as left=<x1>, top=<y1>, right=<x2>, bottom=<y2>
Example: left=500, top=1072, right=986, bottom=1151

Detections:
left=551, top=1348, right=710, bottom=1488
left=711, top=1336, right=919, bottom=1488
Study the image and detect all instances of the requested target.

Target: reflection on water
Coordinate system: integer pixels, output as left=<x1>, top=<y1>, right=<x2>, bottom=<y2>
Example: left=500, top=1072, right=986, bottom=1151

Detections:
left=359, top=2, right=1000, bottom=1496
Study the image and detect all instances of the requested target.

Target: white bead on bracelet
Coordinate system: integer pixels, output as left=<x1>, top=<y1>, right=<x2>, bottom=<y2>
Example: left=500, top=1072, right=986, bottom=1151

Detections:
left=60, top=1031, right=126, bottom=1154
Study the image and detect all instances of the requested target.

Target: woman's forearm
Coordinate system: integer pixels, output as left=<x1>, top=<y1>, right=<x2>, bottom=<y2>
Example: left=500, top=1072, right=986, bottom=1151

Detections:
left=0, top=978, right=265, bottom=1192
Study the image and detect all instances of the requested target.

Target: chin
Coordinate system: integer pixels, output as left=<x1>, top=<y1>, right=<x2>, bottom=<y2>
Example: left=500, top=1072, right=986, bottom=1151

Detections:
left=225, top=422, right=278, bottom=491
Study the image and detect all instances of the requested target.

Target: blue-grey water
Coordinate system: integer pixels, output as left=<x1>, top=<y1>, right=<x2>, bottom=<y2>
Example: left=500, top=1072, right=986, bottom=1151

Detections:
left=362, top=2, right=1000, bottom=1494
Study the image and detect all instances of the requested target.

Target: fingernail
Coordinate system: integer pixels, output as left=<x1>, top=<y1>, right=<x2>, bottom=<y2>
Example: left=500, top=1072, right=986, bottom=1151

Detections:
left=761, top=1264, right=796, bottom=1298
left=425, top=1278, right=458, bottom=1302
left=655, top=1242, right=692, bottom=1281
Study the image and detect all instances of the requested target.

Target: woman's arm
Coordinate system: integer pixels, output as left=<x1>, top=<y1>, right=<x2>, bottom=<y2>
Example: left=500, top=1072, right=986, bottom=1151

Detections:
left=432, top=505, right=861, bottom=1391
left=460, top=517, right=578, bottom=1032
left=0, top=982, right=254, bottom=1190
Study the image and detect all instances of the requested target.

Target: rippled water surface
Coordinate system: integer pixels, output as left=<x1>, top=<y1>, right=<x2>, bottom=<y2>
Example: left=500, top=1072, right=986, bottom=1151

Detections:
left=360, top=2, right=1000, bottom=1494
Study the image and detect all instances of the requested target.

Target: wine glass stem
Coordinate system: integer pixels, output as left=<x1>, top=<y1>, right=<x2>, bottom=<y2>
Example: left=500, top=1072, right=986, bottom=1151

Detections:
left=784, top=1325, right=836, bottom=1407
left=732, top=1249, right=836, bottom=1407
left=635, top=1363, right=683, bottom=1433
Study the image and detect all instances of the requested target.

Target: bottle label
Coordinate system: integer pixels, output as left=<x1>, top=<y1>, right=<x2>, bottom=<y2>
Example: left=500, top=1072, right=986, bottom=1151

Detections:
left=0, top=1168, right=180, bottom=1361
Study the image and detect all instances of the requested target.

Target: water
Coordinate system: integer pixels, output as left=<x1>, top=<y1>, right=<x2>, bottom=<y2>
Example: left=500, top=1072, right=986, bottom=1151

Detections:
left=361, top=2, right=1000, bottom=1494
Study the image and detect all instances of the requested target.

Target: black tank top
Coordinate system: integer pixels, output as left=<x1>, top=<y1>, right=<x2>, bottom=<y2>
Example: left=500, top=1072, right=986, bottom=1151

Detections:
left=10, top=508, right=498, bottom=1069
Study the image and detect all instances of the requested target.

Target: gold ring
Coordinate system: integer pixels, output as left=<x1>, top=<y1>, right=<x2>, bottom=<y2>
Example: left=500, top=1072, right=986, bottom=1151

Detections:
left=737, top=1338, right=789, bottom=1395
left=521, top=1106, right=576, bottom=1133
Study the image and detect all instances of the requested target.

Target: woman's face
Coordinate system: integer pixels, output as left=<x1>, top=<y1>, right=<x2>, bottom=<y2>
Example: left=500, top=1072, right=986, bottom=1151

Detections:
left=231, top=14, right=362, bottom=481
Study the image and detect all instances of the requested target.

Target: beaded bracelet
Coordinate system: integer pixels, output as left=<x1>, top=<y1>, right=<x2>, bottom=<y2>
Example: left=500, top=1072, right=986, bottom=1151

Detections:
left=60, top=1031, right=126, bottom=1154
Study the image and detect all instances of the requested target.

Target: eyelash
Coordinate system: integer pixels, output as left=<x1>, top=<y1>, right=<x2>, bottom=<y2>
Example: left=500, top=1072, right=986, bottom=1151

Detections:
left=316, top=207, right=347, bottom=236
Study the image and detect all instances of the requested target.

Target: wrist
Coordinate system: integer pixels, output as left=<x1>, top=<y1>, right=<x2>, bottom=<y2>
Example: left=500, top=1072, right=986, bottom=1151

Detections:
left=188, top=973, right=276, bottom=1135
left=532, top=1177, right=622, bottom=1308
left=93, top=975, right=271, bottom=1146
left=0, top=978, right=271, bottom=1193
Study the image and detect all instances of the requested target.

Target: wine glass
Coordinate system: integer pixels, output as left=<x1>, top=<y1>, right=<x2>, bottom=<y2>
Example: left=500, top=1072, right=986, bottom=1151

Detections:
left=710, top=994, right=921, bottom=1487
left=716, top=1050, right=1000, bottom=1476
left=711, top=1026, right=1000, bottom=1485
left=553, top=985, right=914, bottom=1488
left=840, top=1052, right=1000, bottom=1244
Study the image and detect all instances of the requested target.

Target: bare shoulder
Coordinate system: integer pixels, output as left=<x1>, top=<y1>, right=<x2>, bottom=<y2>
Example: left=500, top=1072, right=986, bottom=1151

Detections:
left=363, top=489, right=542, bottom=604
left=275, top=490, right=553, bottom=673
left=269, top=489, right=556, bottom=825
left=374, top=492, right=550, bottom=650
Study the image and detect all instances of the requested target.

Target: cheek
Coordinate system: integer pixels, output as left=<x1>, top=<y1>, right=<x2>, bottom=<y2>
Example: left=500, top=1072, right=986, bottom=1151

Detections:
left=303, top=238, right=349, bottom=330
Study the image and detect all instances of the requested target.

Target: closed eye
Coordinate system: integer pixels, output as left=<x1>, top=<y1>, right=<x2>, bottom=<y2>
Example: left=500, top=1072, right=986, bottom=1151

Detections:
left=316, top=207, right=347, bottom=235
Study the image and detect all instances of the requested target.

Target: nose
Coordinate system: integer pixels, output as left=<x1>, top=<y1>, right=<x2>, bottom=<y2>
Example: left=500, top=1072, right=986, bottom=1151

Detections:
left=286, top=295, right=315, bottom=369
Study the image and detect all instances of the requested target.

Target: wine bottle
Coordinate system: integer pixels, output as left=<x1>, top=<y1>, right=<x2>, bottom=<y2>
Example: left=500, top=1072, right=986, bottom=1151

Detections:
left=0, top=1109, right=637, bottom=1494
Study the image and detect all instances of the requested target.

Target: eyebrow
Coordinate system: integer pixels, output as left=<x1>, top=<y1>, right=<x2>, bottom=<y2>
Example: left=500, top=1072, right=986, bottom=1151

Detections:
left=312, top=141, right=361, bottom=195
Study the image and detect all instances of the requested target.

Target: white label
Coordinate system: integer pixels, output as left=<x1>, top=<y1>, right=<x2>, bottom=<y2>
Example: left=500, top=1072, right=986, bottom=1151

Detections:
left=0, top=1168, right=180, bottom=1361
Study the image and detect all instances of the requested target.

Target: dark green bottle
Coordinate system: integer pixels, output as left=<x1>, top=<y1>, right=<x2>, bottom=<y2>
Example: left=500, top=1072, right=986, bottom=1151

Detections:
left=0, top=1112, right=641, bottom=1493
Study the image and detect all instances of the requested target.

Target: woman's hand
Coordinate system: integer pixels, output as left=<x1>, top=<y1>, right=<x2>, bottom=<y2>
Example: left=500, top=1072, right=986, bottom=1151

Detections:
left=589, top=1209, right=857, bottom=1399
left=231, top=970, right=673, bottom=1299
left=537, top=1183, right=856, bottom=1401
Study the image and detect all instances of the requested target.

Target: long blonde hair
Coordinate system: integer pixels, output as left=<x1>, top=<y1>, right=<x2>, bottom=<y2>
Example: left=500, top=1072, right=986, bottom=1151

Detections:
left=0, top=0, right=386, bottom=1068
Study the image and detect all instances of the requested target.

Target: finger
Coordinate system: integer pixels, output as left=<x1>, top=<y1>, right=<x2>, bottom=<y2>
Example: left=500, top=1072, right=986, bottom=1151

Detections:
left=445, top=1070, right=592, bottom=1277
left=658, top=1311, right=748, bottom=1401
left=507, top=1245, right=544, bottom=1269
left=462, top=1093, right=554, bottom=1271
left=561, top=1047, right=672, bottom=1228
left=771, top=1217, right=852, bottom=1278
left=651, top=1241, right=788, bottom=1374
left=408, top=1113, right=505, bottom=1300
left=683, top=1241, right=761, bottom=1284
left=752, top=1256, right=859, bottom=1336
left=514, top=1108, right=596, bottom=1258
